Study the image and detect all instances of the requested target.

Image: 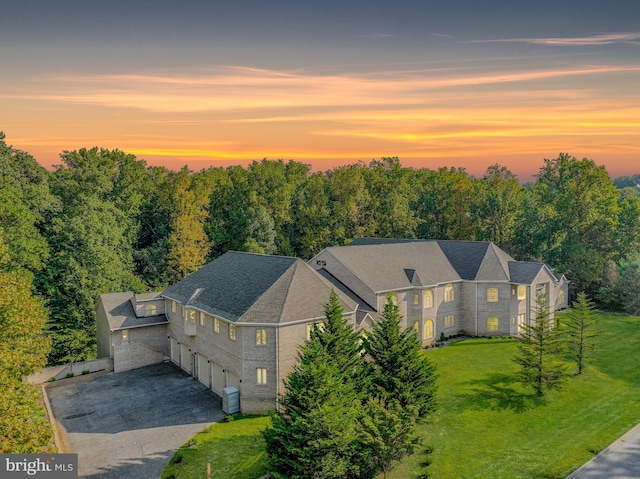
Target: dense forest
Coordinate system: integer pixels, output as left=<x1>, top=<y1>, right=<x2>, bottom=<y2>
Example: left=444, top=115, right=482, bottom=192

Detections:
left=2, top=131, right=640, bottom=368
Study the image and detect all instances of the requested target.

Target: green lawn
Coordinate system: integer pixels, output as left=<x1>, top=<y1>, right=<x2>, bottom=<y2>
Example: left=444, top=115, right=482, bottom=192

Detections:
left=161, top=415, right=271, bottom=479
left=163, top=311, right=640, bottom=479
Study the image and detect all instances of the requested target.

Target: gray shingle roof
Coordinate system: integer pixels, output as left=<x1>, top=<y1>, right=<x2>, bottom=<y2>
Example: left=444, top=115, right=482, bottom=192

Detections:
left=508, top=261, right=546, bottom=284
left=98, top=292, right=168, bottom=330
left=323, top=238, right=556, bottom=287
left=162, top=251, right=358, bottom=324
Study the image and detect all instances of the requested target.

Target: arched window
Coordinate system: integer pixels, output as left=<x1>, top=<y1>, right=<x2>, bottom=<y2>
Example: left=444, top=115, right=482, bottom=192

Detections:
left=145, top=304, right=157, bottom=316
left=423, top=319, right=434, bottom=339
left=444, top=284, right=455, bottom=302
left=423, top=289, right=433, bottom=308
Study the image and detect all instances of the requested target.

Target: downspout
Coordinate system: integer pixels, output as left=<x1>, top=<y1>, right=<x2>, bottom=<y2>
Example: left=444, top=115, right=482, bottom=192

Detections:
left=475, top=282, right=478, bottom=337
left=275, top=325, right=280, bottom=410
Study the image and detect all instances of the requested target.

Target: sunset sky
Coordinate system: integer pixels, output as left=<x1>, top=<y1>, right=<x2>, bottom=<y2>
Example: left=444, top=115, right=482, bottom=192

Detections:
left=1, top=0, right=639, bottom=181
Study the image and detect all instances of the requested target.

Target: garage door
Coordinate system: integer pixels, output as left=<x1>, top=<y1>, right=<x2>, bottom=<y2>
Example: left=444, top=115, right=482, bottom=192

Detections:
left=212, top=362, right=224, bottom=395
left=170, top=338, right=179, bottom=365
left=180, top=345, right=191, bottom=374
left=197, top=353, right=210, bottom=387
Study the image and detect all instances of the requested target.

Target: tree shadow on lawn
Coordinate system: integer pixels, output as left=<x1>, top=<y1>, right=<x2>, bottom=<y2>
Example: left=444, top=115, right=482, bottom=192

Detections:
left=458, top=373, right=545, bottom=413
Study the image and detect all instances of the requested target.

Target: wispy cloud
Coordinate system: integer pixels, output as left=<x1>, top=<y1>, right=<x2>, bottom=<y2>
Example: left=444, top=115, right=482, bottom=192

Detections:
left=471, top=32, right=640, bottom=46
left=10, top=63, right=637, bottom=114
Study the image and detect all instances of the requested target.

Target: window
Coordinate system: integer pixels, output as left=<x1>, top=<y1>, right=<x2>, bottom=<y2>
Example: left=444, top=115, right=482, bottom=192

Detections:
left=257, top=368, right=267, bottom=385
left=444, top=284, right=454, bottom=302
left=518, top=313, right=526, bottom=329
left=214, top=317, right=220, bottom=333
left=413, top=292, right=419, bottom=305
left=306, top=322, right=324, bottom=340
left=199, top=311, right=205, bottom=326
left=229, top=323, right=236, bottom=340
left=413, top=321, right=419, bottom=334
left=388, top=292, right=398, bottom=305
left=121, top=329, right=129, bottom=341
left=536, top=284, right=547, bottom=301
left=171, top=301, right=176, bottom=313
left=423, top=319, right=434, bottom=339
left=256, top=328, right=267, bottom=345
left=444, top=315, right=455, bottom=328
left=557, top=289, right=565, bottom=305
left=517, top=285, right=526, bottom=300
left=423, top=289, right=433, bottom=308
left=189, top=309, right=196, bottom=324
left=487, top=316, right=499, bottom=331
left=487, top=288, right=499, bottom=302
left=145, top=304, right=157, bottom=316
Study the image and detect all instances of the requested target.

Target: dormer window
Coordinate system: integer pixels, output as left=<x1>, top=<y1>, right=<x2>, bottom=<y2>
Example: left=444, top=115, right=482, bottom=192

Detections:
left=145, top=304, right=157, bottom=316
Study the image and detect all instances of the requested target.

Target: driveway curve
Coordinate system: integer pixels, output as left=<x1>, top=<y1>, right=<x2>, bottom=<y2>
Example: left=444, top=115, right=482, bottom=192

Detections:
left=46, top=362, right=224, bottom=479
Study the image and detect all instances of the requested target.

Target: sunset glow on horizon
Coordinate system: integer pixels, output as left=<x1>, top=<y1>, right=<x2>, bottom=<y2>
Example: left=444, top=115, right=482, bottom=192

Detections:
left=2, top=1, right=640, bottom=182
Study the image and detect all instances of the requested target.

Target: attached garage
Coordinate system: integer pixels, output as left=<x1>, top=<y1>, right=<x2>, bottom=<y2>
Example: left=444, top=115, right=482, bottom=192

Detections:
left=197, top=353, right=210, bottom=387
left=212, top=362, right=225, bottom=395
left=180, top=345, right=191, bottom=374
left=170, top=337, right=180, bottom=365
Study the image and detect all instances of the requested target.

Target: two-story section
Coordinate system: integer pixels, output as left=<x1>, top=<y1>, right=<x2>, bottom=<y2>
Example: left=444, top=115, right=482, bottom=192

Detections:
left=161, top=251, right=357, bottom=414
left=96, top=292, right=169, bottom=372
left=309, top=238, right=569, bottom=343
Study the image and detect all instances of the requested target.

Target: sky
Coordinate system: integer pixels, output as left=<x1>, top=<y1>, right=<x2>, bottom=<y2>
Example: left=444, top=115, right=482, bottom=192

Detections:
left=1, top=0, right=640, bottom=181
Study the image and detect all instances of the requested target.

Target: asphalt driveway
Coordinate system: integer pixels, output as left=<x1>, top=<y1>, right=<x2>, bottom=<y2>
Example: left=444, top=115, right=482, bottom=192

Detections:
left=46, top=362, right=224, bottom=479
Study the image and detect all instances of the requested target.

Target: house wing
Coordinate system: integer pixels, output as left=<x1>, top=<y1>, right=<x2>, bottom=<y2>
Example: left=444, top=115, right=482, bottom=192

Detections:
left=161, top=251, right=297, bottom=321
left=241, top=260, right=358, bottom=324
left=323, top=242, right=456, bottom=292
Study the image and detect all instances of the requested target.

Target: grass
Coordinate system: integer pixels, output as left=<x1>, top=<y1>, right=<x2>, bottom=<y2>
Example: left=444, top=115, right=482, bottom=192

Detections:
left=162, top=311, right=640, bottom=479
left=160, top=415, right=270, bottom=479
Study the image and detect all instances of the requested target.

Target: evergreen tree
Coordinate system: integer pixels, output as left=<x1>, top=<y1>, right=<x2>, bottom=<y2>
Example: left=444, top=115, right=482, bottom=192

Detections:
left=262, top=341, right=364, bottom=479
left=310, top=289, right=364, bottom=378
left=566, top=292, right=597, bottom=375
left=514, top=292, right=567, bottom=396
left=359, top=398, right=421, bottom=479
left=363, top=294, right=437, bottom=419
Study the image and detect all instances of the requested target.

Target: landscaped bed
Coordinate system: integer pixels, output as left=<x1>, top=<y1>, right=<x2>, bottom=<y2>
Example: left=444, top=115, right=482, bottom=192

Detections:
left=162, top=311, right=640, bottom=479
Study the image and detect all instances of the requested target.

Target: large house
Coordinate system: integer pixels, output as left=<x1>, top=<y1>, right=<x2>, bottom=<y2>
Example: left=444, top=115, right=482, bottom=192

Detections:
left=96, top=239, right=568, bottom=414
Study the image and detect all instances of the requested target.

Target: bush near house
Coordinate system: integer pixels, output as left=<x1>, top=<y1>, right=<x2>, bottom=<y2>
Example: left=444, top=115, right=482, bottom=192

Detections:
left=163, top=311, right=640, bottom=479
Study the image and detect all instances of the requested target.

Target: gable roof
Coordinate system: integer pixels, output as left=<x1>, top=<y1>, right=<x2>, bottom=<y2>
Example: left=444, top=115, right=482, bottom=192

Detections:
left=320, top=238, right=559, bottom=287
left=162, top=251, right=357, bottom=324
left=98, top=292, right=168, bottom=331
left=319, top=242, right=459, bottom=292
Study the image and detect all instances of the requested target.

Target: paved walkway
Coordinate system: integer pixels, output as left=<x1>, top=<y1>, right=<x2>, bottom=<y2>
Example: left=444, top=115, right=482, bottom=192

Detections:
left=46, top=362, right=224, bottom=479
left=566, top=423, right=640, bottom=478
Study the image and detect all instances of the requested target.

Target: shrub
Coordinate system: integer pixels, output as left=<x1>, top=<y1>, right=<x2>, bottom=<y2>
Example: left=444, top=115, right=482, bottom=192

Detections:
left=171, top=454, right=183, bottom=465
left=65, top=372, right=74, bottom=378
left=440, top=332, right=446, bottom=342
left=224, top=415, right=234, bottom=422
left=48, top=377, right=56, bottom=382
left=81, top=370, right=90, bottom=375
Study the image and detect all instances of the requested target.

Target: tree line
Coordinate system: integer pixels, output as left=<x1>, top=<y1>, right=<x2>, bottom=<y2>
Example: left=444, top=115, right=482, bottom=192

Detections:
left=2, top=131, right=640, bottom=368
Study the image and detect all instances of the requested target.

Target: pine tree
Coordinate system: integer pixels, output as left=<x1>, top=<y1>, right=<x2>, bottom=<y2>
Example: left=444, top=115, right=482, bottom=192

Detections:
left=262, top=341, right=364, bottom=479
left=566, top=292, right=597, bottom=375
left=311, top=289, right=364, bottom=378
left=359, top=398, right=421, bottom=479
left=514, top=292, right=567, bottom=396
left=363, top=294, right=437, bottom=419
